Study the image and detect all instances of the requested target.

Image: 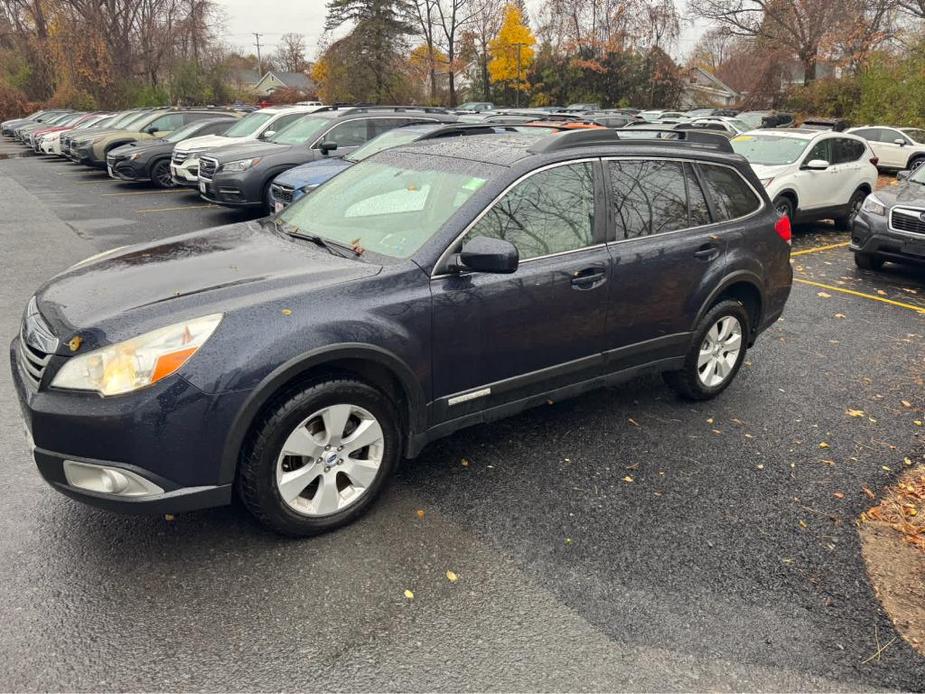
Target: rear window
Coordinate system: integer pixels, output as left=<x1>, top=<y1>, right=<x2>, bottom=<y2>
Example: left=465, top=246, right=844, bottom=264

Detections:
left=698, top=165, right=761, bottom=220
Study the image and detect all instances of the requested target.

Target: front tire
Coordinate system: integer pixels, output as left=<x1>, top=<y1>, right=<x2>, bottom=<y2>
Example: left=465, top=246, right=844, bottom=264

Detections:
left=237, top=378, right=401, bottom=537
left=834, top=189, right=867, bottom=230
left=150, top=159, right=175, bottom=188
left=772, top=195, right=794, bottom=222
left=663, top=300, right=749, bottom=401
left=854, top=252, right=884, bottom=271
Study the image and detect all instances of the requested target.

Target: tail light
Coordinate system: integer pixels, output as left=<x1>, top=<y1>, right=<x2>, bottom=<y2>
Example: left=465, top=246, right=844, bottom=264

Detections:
left=870, top=156, right=879, bottom=167
left=774, top=214, right=792, bottom=245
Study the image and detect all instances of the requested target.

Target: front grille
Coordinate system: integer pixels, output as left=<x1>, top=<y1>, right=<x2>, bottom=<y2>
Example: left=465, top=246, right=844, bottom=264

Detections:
left=18, top=299, right=57, bottom=389
left=198, top=156, right=217, bottom=179
left=172, top=151, right=189, bottom=164
left=271, top=184, right=293, bottom=203
left=18, top=331, right=50, bottom=388
left=891, top=208, right=925, bottom=236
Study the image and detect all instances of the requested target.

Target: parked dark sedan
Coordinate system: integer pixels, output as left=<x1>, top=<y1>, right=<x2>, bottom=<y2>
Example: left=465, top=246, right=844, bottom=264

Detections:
left=106, top=117, right=239, bottom=187
left=851, top=165, right=925, bottom=270
left=197, top=106, right=457, bottom=212
left=11, top=129, right=792, bottom=537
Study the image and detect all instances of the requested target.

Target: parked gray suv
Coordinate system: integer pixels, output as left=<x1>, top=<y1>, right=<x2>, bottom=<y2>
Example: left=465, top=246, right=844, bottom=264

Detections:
left=198, top=106, right=458, bottom=212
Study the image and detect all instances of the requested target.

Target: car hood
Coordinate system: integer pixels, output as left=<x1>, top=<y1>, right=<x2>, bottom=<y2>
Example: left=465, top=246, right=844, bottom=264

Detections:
left=109, top=138, right=170, bottom=157
left=874, top=182, right=925, bottom=206
left=175, top=134, right=247, bottom=154
left=273, top=157, right=354, bottom=189
left=748, top=163, right=790, bottom=180
left=203, top=141, right=290, bottom=163
left=34, top=221, right=381, bottom=352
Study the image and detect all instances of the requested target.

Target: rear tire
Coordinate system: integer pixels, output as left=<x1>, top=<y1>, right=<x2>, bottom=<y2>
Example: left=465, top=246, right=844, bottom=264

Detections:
left=834, top=189, right=867, bottom=230
left=663, top=300, right=749, bottom=401
left=908, top=156, right=925, bottom=174
left=236, top=378, right=401, bottom=537
left=854, top=252, right=884, bottom=271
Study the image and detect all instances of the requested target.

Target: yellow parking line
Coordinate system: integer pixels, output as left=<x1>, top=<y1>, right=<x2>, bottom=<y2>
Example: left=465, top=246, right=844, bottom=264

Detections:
left=794, top=278, right=925, bottom=314
left=136, top=204, right=218, bottom=213
left=791, top=242, right=851, bottom=257
left=101, top=190, right=189, bottom=197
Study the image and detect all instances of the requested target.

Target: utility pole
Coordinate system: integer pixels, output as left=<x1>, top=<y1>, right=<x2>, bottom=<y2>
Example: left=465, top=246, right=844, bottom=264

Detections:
left=513, top=42, right=526, bottom=108
left=253, top=32, right=264, bottom=75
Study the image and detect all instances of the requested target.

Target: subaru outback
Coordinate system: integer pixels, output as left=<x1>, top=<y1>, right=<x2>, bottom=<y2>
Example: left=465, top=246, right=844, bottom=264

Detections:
left=11, top=129, right=792, bottom=537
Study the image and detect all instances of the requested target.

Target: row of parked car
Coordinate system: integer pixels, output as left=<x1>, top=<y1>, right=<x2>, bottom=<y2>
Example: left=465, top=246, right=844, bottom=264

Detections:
left=4, top=102, right=925, bottom=272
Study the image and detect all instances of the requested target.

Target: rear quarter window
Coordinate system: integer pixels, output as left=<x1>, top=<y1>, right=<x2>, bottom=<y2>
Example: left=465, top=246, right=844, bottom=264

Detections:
left=698, top=165, right=761, bottom=221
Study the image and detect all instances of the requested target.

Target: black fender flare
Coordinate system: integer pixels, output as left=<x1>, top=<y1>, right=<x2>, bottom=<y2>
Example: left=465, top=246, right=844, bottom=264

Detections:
left=218, top=343, right=426, bottom=483
left=773, top=188, right=799, bottom=212
left=693, top=270, right=765, bottom=337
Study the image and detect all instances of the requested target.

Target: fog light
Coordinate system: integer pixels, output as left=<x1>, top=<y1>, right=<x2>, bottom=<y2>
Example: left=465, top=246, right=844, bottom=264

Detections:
left=63, top=461, right=164, bottom=497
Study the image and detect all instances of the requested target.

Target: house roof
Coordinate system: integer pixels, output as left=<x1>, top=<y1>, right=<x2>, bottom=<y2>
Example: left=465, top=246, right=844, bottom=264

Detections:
left=229, top=68, right=260, bottom=85
left=687, top=67, right=738, bottom=97
left=256, top=71, right=315, bottom=92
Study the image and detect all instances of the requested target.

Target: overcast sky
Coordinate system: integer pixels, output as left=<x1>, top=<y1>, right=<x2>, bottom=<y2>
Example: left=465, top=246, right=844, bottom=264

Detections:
left=216, top=0, right=709, bottom=63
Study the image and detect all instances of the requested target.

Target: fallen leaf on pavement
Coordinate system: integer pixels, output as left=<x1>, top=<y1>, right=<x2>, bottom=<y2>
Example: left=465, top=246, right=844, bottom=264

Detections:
left=902, top=400, right=913, bottom=408
left=863, top=486, right=876, bottom=499
left=446, top=570, right=458, bottom=583
left=846, top=409, right=865, bottom=418
left=404, top=589, right=414, bottom=600
left=819, top=442, right=830, bottom=449
left=817, top=292, right=832, bottom=298
left=623, top=475, right=634, bottom=483
left=416, top=509, right=425, bottom=520
left=461, top=458, right=470, bottom=467
left=628, top=418, right=639, bottom=427
left=833, top=491, right=845, bottom=499
left=835, top=313, right=846, bottom=319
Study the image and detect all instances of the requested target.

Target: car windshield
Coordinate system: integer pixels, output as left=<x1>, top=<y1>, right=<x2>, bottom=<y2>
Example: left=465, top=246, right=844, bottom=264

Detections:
left=727, top=119, right=751, bottom=132
left=107, top=112, right=141, bottom=129
left=731, top=134, right=811, bottom=165
left=166, top=120, right=220, bottom=143
left=270, top=116, right=332, bottom=145
left=278, top=154, right=495, bottom=259
left=737, top=113, right=765, bottom=129
left=458, top=103, right=483, bottom=110
left=901, top=128, right=925, bottom=144
left=121, top=112, right=155, bottom=130
left=346, top=128, right=431, bottom=162
left=223, top=111, right=273, bottom=138
left=89, top=115, right=117, bottom=129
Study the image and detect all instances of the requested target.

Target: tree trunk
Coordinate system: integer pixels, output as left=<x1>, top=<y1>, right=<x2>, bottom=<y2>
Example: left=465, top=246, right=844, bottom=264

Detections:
left=481, top=50, right=490, bottom=101
left=801, top=52, right=817, bottom=85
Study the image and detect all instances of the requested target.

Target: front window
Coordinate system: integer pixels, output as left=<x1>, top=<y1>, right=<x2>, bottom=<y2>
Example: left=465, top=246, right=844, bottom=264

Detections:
left=279, top=154, right=494, bottom=259
left=727, top=119, right=750, bottom=133
left=731, top=134, right=812, bottom=165
left=270, top=116, right=333, bottom=145
left=901, top=128, right=925, bottom=145
left=165, top=121, right=212, bottom=143
left=223, top=112, right=273, bottom=138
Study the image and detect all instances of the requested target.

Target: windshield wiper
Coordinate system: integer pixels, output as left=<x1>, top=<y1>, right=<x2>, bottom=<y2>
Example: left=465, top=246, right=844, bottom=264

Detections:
left=271, top=219, right=353, bottom=258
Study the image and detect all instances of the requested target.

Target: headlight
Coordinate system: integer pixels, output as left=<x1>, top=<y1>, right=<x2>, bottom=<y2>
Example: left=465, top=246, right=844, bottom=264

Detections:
left=51, top=314, right=222, bottom=396
left=861, top=194, right=886, bottom=216
left=222, top=157, right=262, bottom=173
left=128, top=152, right=142, bottom=161
left=759, top=178, right=774, bottom=188
left=299, top=183, right=320, bottom=194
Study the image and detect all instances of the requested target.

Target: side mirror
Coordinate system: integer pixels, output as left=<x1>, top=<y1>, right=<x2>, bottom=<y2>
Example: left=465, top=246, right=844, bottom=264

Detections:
left=319, top=141, right=338, bottom=155
left=145, top=126, right=158, bottom=135
left=897, top=170, right=911, bottom=181
left=260, top=130, right=276, bottom=140
left=893, top=138, right=907, bottom=147
left=804, top=159, right=830, bottom=170
left=448, top=237, right=518, bottom=274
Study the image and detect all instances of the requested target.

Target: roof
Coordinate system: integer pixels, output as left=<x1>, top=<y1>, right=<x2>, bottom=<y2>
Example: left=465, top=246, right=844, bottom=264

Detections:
left=749, top=128, right=820, bottom=139
left=256, top=71, right=316, bottom=92
left=394, top=134, right=539, bottom=166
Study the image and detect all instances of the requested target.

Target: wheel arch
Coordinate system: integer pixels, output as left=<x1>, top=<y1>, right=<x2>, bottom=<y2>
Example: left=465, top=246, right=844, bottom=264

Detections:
left=695, top=272, right=765, bottom=345
left=219, top=343, right=426, bottom=483
left=775, top=188, right=799, bottom=212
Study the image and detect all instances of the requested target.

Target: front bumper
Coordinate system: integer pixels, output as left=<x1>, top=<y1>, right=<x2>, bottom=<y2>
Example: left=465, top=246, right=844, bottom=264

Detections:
left=10, top=337, right=249, bottom=515
left=198, top=173, right=262, bottom=207
left=170, top=155, right=201, bottom=186
left=107, top=155, right=149, bottom=182
left=850, top=209, right=925, bottom=265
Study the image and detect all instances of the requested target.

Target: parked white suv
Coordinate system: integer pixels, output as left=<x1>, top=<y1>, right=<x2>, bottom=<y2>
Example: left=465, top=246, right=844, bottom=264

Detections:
left=846, top=126, right=925, bottom=173
left=170, top=105, right=325, bottom=186
left=731, top=129, right=878, bottom=227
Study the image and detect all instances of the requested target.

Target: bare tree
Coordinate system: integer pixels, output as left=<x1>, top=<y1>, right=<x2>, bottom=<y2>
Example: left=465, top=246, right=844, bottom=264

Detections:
left=468, top=0, right=502, bottom=100
left=407, top=0, right=441, bottom=102
left=435, top=0, right=475, bottom=106
left=275, top=32, right=309, bottom=72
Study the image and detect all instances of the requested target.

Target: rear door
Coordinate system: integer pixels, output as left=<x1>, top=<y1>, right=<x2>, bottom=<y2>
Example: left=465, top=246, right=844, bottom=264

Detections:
left=831, top=137, right=871, bottom=203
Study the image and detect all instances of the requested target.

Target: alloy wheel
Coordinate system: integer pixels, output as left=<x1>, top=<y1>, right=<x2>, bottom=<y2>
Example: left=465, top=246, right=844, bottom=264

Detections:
left=275, top=404, right=384, bottom=517
left=697, top=316, right=743, bottom=387
left=153, top=161, right=174, bottom=188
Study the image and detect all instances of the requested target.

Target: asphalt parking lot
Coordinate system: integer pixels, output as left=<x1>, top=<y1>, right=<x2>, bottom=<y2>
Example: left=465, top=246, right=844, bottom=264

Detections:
left=0, top=147, right=923, bottom=691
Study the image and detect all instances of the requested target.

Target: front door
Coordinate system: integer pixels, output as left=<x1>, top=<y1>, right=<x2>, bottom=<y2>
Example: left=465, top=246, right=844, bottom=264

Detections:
left=798, top=138, right=844, bottom=210
left=430, top=159, right=612, bottom=422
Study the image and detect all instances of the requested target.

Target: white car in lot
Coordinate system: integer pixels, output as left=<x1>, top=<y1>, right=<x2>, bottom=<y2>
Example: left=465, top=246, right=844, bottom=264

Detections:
left=731, top=129, right=879, bottom=227
left=846, top=126, right=925, bottom=173
left=169, top=105, right=325, bottom=186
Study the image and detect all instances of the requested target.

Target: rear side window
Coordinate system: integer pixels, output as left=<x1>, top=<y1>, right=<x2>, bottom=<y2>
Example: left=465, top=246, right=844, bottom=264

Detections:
left=832, top=138, right=866, bottom=163
left=607, top=160, right=710, bottom=239
left=698, top=165, right=761, bottom=221
left=467, top=161, right=596, bottom=260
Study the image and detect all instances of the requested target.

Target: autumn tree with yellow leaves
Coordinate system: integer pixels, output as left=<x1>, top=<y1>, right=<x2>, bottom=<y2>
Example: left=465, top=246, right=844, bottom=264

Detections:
left=488, top=3, right=535, bottom=105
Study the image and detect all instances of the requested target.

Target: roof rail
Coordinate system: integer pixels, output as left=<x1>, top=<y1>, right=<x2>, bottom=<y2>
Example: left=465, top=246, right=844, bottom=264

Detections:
left=527, top=127, right=734, bottom=154
left=312, top=105, right=449, bottom=115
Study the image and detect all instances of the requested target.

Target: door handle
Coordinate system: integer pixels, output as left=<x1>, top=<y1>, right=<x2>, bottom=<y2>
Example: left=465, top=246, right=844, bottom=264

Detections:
left=570, top=266, right=607, bottom=289
left=693, top=244, right=720, bottom=261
